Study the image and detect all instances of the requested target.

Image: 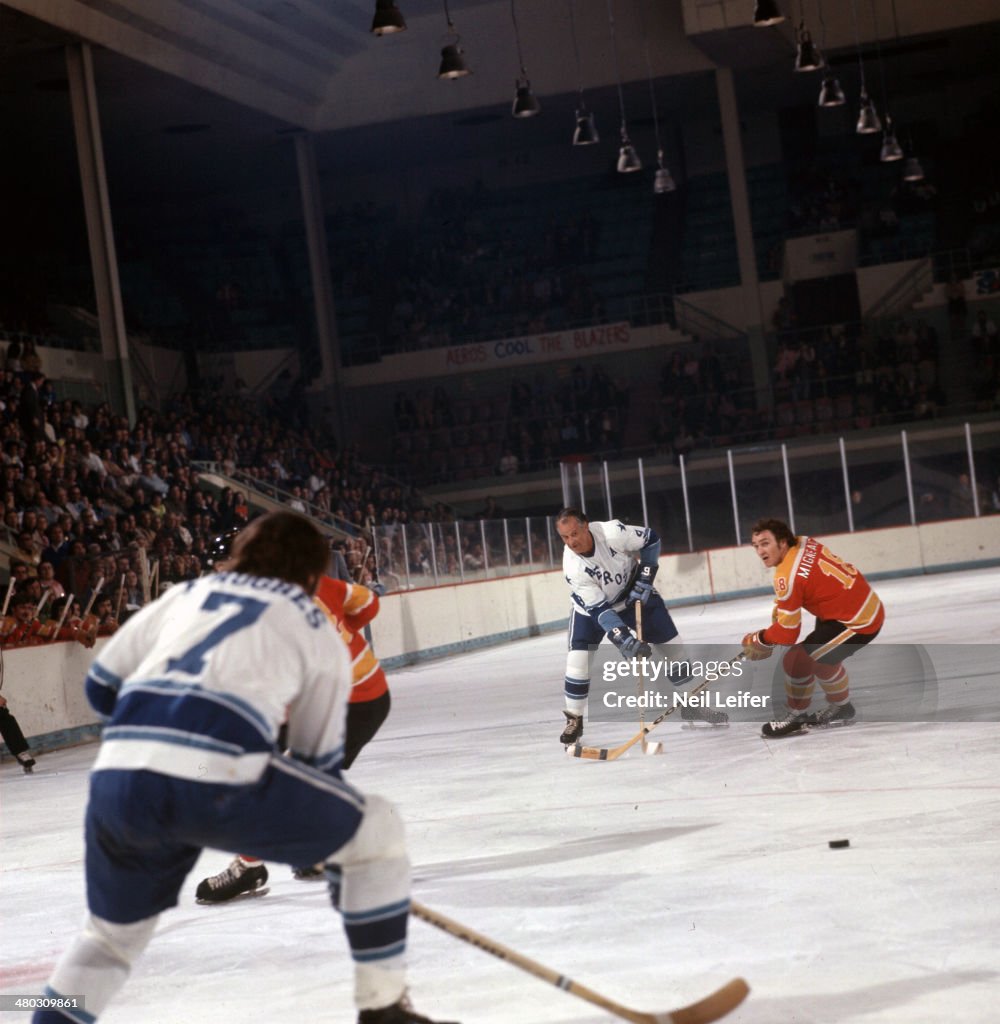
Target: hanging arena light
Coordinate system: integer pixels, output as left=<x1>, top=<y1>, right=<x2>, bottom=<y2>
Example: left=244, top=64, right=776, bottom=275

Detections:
left=438, top=0, right=471, bottom=79
left=606, top=0, right=641, bottom=173
left=818, top=74, right=846, bottom=107
left=753, top=0, right=785, bottom=27
left=794, top=23, right=824, bottom=72
left=509, top=0, right=540, bottom=118
left=371, top=0, right=406, bottom=36
left=568, top=0, right=599, bottom=145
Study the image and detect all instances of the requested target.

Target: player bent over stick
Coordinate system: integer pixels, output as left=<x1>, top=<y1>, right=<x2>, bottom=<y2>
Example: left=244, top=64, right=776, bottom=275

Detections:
left=33, top=513, right=458, bottom=1024
left=743, top=518, right=884, bottom=738
left=556, top=507, right=727, bottom=745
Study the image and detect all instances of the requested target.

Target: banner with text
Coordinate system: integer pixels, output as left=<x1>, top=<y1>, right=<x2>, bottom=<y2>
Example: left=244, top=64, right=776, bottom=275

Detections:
left=783, top=229, right=858, bottom=282
left=343, top=322, right=656, bottom=385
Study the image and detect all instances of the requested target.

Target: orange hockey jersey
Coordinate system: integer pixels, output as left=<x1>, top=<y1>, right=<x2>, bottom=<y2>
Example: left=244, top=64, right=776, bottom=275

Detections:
left=313, top=576, right=388, bottom=704
left=760, top=535, right=884, bottom=646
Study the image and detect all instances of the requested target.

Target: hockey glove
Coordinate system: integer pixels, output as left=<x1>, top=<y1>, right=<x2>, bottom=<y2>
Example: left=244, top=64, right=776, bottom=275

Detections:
left=609, top=626, right=652, bottom=659
left=627, top=563, right=657, bottom=606
left=741, top=631, right=774, bottom=661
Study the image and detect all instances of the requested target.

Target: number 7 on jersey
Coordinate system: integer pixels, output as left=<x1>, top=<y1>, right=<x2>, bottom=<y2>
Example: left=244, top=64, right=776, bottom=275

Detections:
left=167, top=592, right=268, bottom=676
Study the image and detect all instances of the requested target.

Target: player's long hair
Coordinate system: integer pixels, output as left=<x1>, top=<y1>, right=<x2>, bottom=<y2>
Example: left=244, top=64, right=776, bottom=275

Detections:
left=228, top=512, right=328, bottom=594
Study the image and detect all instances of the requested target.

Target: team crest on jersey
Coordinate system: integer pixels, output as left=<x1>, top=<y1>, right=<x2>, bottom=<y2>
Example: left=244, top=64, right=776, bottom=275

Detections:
left=584, top=565, right=627, bottom=586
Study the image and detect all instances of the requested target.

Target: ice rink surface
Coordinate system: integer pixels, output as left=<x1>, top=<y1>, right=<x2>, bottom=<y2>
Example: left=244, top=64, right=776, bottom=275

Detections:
left=3, top=567, right=999, bottom=1023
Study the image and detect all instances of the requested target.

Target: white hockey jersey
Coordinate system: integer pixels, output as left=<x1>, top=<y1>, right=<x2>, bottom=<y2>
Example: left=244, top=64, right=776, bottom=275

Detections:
left=86, top=571, right=351, bottom=785
left=563, top=519, right=655, bottom=615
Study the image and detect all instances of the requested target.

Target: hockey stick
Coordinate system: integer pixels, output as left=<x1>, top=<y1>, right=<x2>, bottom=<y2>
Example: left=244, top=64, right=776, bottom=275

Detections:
left=114, top=573, right=125, bottom=622
left=33, top=588, right=52, bottom=621
left=81, top=576, right=104, bottom=620
left=635, top=602, right=663, bottom=756
left=353, top=543, right=371, bottom=583
left=1, top=577, right=15, bottom=617
left=139, top=548, right=151, bottom=606
left=410, top=900, right=748, bottom=1024
left=568, top=653, right=745, bottom=761
left=50, top=591, right=74, bottom=641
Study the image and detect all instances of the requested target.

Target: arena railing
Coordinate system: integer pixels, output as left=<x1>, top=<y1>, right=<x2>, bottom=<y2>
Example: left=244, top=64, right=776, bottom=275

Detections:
left=191, top=461, right=358, bottom=540
left=372, top=418, right=1000, bottom=593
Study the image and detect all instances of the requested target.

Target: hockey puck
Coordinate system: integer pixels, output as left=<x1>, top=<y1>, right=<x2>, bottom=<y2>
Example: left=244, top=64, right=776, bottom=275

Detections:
left=828, top=839, right=850, bottom=849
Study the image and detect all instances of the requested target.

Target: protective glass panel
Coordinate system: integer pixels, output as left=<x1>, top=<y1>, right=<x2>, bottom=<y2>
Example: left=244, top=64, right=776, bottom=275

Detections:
left=683, top=455, right=741, bottom=551
left=730, top=449, right=789, bottom=544
left=786, top=438, right=853, bottom=537
left=971, top=421, right=1000, bottom=517
left=906, top=425, right=977, bottom=523
left=843, top=434, right=911, bottom=529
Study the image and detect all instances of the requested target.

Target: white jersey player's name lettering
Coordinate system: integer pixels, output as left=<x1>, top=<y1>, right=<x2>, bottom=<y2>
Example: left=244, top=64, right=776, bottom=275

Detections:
left=796, top=540, right=819, bottom=580
left=213, top=572, right=327, bottom=628
left=602, top=690, right=769, bottom=709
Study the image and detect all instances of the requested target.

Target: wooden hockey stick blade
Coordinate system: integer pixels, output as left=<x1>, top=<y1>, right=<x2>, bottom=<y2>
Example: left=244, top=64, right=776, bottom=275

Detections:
left=568, top=729, right=644, bottom=761
left=410, top=900, right=748, bottom=1024
left=568, top=653, right=745, bottom=761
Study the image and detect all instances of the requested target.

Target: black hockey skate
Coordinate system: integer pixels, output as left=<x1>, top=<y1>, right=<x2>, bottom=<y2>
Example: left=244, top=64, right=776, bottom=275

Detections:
left=681, top=705, right=729, bottom=727
left=560, top=712, right=583, bottom=745
left=809, top=700, right=856, bottom=728
left=17, top=753, right=36, bottom=773
left=195, top=858, right=269, bottom=904
left=358, top=995, right=460, bottom=1024
left=761, top=707, right=810, bottom=738
left=292, top=863, right=325, bottom=881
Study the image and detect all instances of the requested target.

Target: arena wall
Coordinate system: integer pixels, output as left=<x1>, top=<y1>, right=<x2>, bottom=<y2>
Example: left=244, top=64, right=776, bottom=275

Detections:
left=372, top=517, right=1000, bottom=666
left=4, top=517, right=999, bottom=754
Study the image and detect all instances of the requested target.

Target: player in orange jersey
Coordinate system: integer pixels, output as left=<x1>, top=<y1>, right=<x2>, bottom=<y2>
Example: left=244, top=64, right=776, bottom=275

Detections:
left=314, top=576, right=391, bottom=770
left=194, top=531, right=392, bottom=904
left=741, top=518, right=885, bottom=738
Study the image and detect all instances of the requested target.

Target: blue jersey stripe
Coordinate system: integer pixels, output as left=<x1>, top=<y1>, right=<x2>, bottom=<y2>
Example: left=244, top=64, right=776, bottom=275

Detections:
left=85, top=677, right=115, bottom=721
left=88, top=660, right=123, bottom=691
left=101, top=725, right=267, bottom=757
left=108, top=688, right=274, bottom=753
left=116, top=679, right=272, bottom=737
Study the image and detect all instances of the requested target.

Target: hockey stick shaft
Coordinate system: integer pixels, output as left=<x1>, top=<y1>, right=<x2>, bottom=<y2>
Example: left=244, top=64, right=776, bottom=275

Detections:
left=410, top=900, right=748, bottom=1024
left=635, top=601, right=645, bottom=733
left=1, top=577, right=15, bottom=617
left=53, top=592, right=74, bottom=636
left=570, top=653, right=745, bottom=761
left=82, top=576, right=104, bottom=619
left=634, top=603, right=662, bottom=755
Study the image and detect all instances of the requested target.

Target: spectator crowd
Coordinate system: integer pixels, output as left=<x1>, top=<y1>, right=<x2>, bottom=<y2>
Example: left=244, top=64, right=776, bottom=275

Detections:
left=0, top=352, right=432, bottom=647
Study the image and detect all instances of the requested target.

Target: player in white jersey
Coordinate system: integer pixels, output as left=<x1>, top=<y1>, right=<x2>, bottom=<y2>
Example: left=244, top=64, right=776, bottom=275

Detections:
left=556, top=507, right=727, bottom=744
left=33, top=512, right=458, bottom=1024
